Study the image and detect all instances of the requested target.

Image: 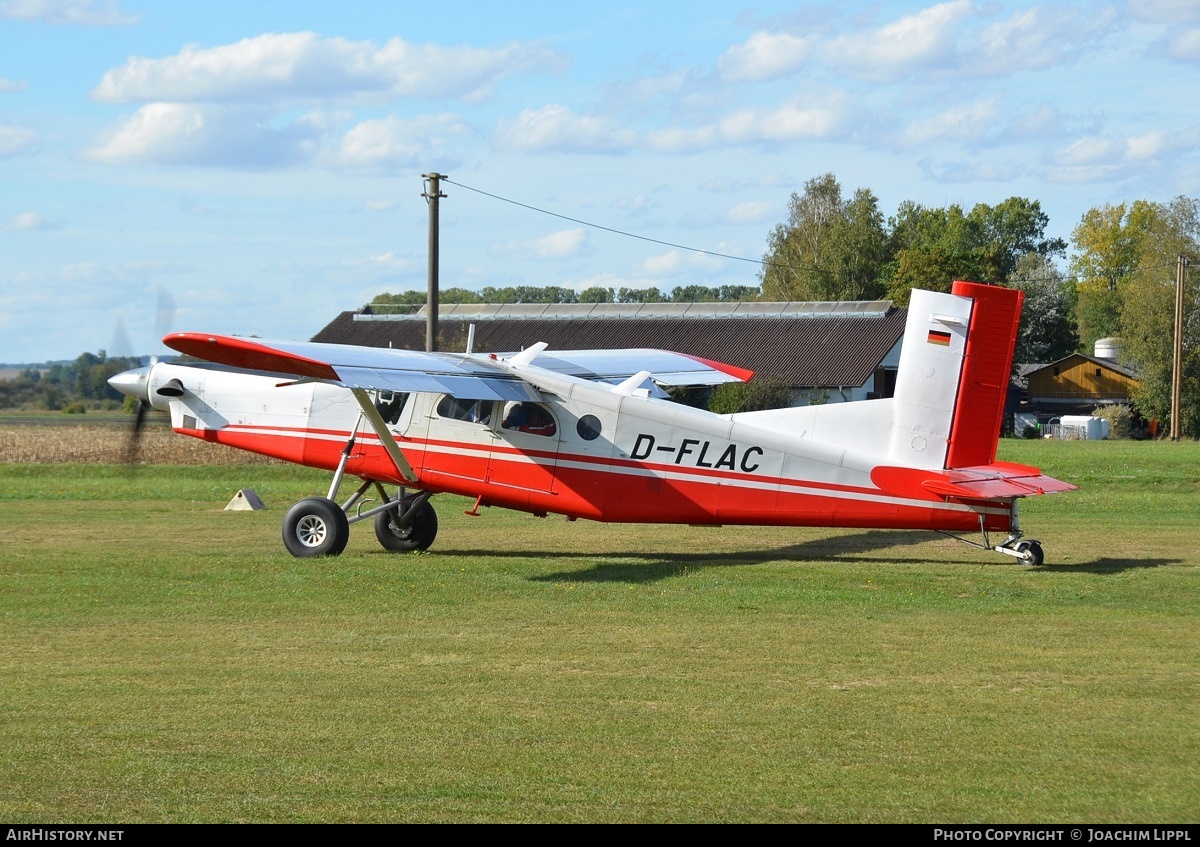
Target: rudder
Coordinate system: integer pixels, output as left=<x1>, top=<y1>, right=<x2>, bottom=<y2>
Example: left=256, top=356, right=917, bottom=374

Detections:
left=944, top=280, right=1022, bottom=469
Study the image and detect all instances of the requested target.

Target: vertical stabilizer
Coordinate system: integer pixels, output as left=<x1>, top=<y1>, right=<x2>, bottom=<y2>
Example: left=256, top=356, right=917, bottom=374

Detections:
left=887, top=288, right=975, bottom=469
left=886, top=282, right=1023, bottom=470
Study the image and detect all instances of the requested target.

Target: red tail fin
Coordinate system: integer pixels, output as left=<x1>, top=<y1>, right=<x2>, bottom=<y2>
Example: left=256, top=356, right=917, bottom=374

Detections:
left=944, top=281, right=1023, bottom=469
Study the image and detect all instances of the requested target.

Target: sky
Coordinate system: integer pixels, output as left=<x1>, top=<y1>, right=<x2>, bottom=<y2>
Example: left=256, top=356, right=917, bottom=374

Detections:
left=1, top=0, right=1198, bottom=364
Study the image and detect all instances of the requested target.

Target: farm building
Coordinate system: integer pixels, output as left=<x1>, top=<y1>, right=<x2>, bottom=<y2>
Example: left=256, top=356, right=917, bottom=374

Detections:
left=311, top=300, right=908, bottom=406
left=1022, top=353, right=1139, bottom=407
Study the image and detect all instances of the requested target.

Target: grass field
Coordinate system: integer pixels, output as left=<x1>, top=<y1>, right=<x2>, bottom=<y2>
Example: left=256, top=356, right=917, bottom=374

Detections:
left=1, top=439, right=1197, bottom=822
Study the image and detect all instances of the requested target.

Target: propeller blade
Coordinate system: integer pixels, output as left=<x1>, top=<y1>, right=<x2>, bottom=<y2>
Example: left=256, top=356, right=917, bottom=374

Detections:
left=124, top=399, right=148, bottom=464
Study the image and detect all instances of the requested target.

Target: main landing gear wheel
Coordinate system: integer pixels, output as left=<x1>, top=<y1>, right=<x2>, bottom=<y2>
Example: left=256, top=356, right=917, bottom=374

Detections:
left=283, top=497, right=350, bottom=557
left=1015, top=540, right=1044, bottom=567
left=375, top=497, right=438, bottom=552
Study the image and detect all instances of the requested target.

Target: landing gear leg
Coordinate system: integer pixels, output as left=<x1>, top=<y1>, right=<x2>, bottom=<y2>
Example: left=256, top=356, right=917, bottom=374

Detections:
left=281, top=392, right=428, bottom=558
left=937, top=501, right=1047, bottom=566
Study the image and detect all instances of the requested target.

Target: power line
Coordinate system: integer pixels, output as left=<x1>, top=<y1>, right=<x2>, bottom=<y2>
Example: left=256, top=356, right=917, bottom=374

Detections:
left=443, top=177, right=806, bottom=274
left=441, top=178, right=1187, bottom=289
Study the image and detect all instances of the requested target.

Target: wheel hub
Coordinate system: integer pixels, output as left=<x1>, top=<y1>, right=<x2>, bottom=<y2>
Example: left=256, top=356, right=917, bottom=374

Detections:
left=296, top=515, right=328, bottom=547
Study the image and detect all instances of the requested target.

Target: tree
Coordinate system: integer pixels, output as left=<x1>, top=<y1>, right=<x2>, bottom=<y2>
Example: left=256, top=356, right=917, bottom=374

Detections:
left=579, top=286, right=614, bottom=303
left=882, top=198, right=1063, bottom=306
left=970, top=197, right=1065, bottom=282
left=824, top=188, right=889, bottom=300
left=885, top=244, right=978, bottom=306
left=616, top=287, right=666, bottom=303
left=886, top=202, right=984, bottom=290
left=708, top=378, right=794, bottom=414
left=1069, top=201, right=1158, bottom=349
left=760, top=174, right=888, bottom=301
left=669, top=285, right=720, bottom=302
left=1113, top=197, right=1200, bottom=436
left=717, top=285, right=760, bottom=302
left=1008, top=253, right=1078, bottom=365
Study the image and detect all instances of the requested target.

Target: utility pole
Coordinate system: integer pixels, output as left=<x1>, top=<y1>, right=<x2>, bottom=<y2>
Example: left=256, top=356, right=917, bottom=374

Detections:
left=1170, top=254, right=1188, bottom=441
left=422, top=173, right=446, bottom=353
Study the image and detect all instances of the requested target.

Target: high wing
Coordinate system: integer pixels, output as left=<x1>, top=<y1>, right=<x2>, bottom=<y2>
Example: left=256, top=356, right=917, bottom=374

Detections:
left=505, top=349, right=754, bottom=386
left=162, top=333, right=753, bottom=398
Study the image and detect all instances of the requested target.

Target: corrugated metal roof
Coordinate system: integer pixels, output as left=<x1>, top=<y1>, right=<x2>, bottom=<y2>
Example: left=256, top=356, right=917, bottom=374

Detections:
left=357, top=300, right=893, bottom=320
left=312, top=307, right=907, bottom=388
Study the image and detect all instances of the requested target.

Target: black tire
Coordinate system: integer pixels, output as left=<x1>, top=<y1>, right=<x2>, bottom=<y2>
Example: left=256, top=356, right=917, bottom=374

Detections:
left=282, top=497, right=350, bottom=557
left=1016, top=540, right=1044, bottom=567
left=374, top=498, right=438, bottom=552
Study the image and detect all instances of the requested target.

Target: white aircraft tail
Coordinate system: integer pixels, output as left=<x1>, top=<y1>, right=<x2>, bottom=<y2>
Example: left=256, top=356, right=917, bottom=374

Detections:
left=887, top=281, right=1022, bottom=470
left=728, top=281, right=1024, bottom=473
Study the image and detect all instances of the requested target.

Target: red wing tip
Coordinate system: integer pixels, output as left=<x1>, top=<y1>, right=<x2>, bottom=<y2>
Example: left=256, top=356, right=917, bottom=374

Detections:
left=679, top=352, right=755, bottom=383
left=162, top=332, right=338, bottom=380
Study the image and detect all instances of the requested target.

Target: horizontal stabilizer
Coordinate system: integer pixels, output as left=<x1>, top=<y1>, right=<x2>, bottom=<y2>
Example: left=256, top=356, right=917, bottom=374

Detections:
left=872, top=461, right=1077, bottom=502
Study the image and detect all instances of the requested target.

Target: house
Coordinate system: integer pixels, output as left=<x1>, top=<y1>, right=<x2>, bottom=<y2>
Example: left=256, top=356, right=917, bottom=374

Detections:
left=310, top=300, right=908, bottom=406
left=1022, top=353, right=1139, bottom=406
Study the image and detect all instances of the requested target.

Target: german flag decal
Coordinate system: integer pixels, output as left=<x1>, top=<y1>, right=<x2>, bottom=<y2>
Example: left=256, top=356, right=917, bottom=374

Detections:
left=927, top=329, right=953, bottom=346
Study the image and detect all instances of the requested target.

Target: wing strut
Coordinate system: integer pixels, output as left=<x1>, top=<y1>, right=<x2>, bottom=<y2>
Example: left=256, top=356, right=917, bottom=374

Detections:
left=350, top=388, right=419, bottom=484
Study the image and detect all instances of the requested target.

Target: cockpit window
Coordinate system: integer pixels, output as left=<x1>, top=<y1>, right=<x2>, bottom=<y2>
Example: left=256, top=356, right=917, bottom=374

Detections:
left=501, top=402, right=557, bottom=437
left=375, top=391, right=409, bottom=426
left=436, top=395, right=492, bottom=424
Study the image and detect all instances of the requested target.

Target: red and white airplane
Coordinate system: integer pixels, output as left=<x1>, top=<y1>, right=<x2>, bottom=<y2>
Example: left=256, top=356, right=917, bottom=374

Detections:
left=109, top=280, right=1074, bottom=564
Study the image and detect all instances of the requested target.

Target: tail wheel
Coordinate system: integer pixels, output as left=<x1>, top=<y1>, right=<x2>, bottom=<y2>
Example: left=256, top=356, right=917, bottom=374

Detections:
left=375, top=498, right=438, bottom=552
left=1015, top=540, right=1044, bottom=567
left=283, top=497, right=350, bottom=557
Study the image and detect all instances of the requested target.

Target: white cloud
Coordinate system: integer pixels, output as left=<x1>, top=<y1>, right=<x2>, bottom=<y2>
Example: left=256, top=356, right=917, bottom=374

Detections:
left=492, top=228, right=586, bottom=260
left=1005, top=104, right=1063, bottom=139
left=1128, top=0, right=1200, bottom=24
left=900, top=97, right=1001, bottom=146
left=0, top=0, right=136, bottom=25
left=639, top=249, right=724, bottom=277
left=717, top=96, right=850, bottom=144
left=974, top=5, right=1117, bottom=75
left=1048, top=125, right=1200, bottom=181
left=605, top=69, right=692, bottom=104
left=5, top=211, right=50, bottom=230
left=643, top=125, right=719, bottom=153
left=498, top=94, right=850, bottom=157
left=0, top=123, right=36, bottom=157
left=824, top=0, right=974, bottom=81
left=323, top=113, right=472, bottom=170
left=919, top=158, right=1028, bottom=182
left=364, top=199, right=397, bottom=212
left=369, top=251, right=411, bottom=270
left=724, top=201, right=774, bottom=224
left=93, top=32, right=567, bottom=104
left=83, top=102, right=320, bottom=167
left=641, top=250, right=683, bottom=275
left=62, top=261, right=98, bottom=280
left=700, top=175, right=790, bottom=192
left=611, top=194, right=651, bottom=213
left=0, top=77, right=25, bottom=91
left=1167, top=27, right=1200, bottom=61
left=495, top=105, right=636, bottom=153
left=718, top=31, right=813, bottom=82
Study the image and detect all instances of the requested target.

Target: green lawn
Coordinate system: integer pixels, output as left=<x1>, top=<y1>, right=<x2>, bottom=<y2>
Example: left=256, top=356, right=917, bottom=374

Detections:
left=1, top=441, right=1197, bottom=822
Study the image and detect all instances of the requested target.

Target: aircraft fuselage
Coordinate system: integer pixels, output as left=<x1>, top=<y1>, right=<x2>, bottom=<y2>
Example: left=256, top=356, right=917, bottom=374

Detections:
left=140, top=360, right=1013, bottom=533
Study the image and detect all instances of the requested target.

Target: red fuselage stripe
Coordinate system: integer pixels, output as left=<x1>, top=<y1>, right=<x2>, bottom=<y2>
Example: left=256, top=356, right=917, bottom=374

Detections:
left=189, top=423, right=1013, bottom=532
